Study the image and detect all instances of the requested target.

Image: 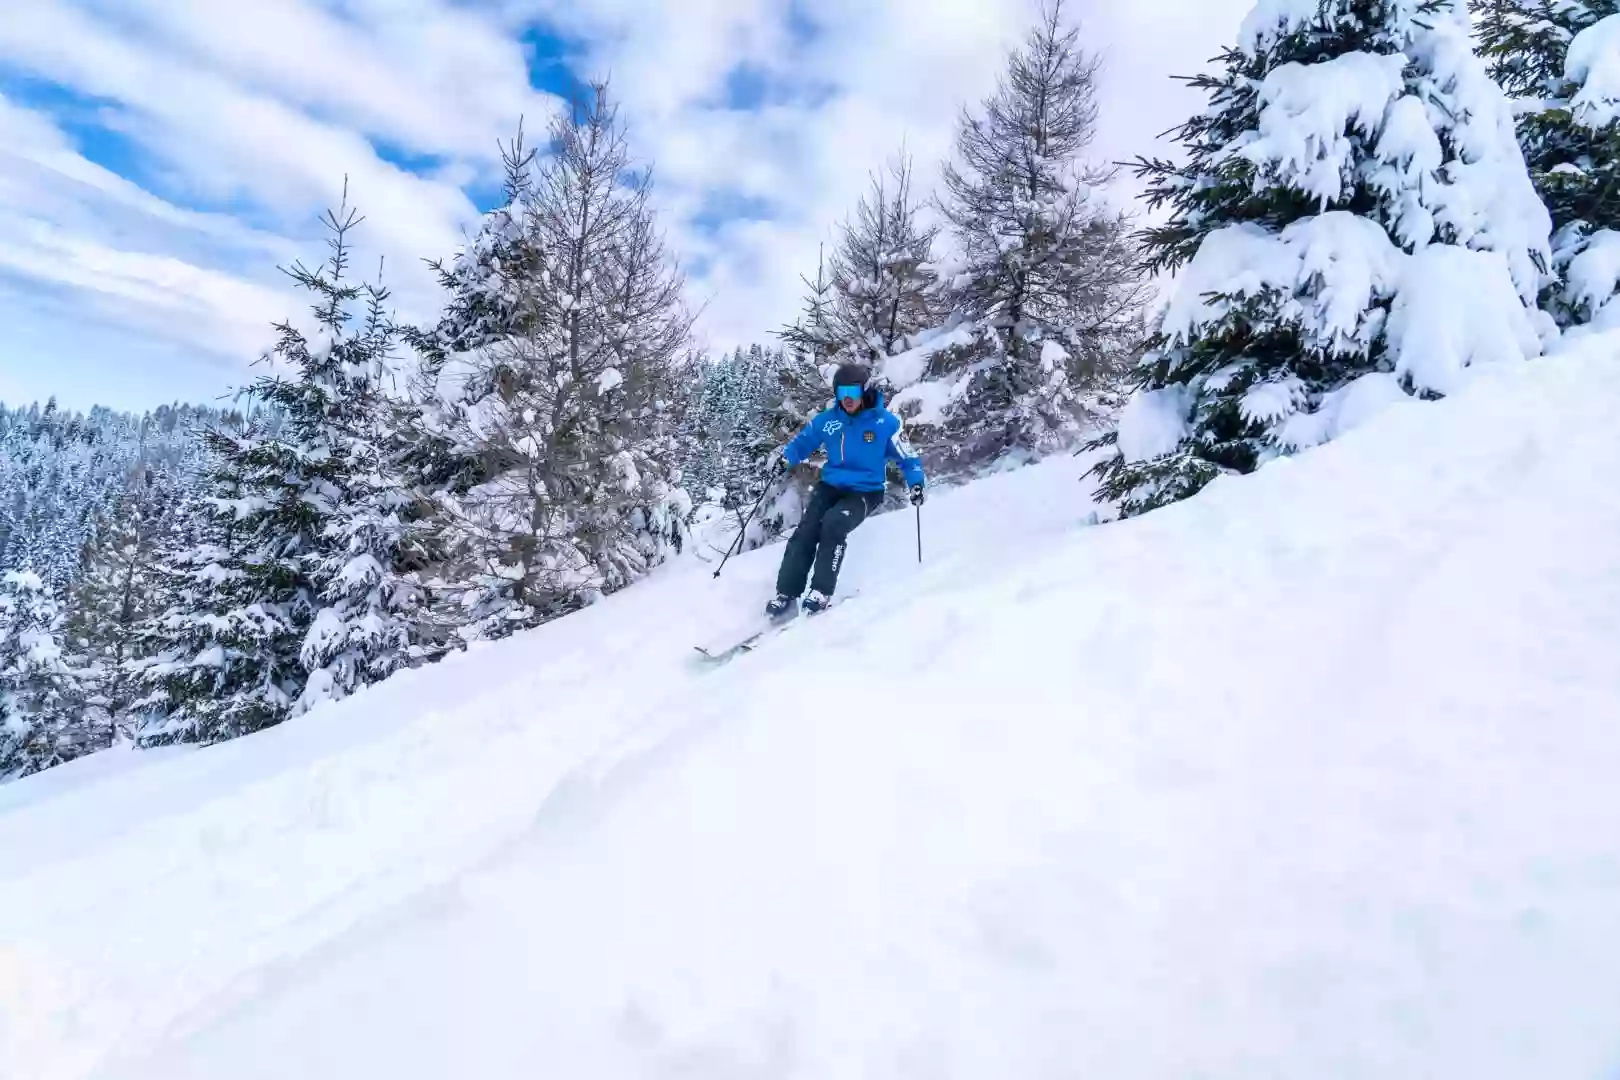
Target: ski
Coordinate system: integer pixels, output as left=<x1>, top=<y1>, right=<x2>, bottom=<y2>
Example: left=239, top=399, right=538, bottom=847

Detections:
left=693, top=612, right=796, bottom=663
left=693, top=592, right=857, bottom=664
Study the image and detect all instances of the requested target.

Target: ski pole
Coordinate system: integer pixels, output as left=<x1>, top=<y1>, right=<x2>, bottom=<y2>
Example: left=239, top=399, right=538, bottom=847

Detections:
left=915, top=503, right=923, bottom=563
left=712, top=482, right=773, bottom=580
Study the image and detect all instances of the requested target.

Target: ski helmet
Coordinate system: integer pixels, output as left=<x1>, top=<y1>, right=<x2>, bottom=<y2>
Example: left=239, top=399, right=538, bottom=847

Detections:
left=832, top=363, right=871, bottom=410
left=832, top=362, right=871, bottom=390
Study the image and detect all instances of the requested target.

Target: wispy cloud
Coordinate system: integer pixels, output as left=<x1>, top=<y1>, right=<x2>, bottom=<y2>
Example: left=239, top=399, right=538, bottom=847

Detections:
left=0, top=0, right=1253, bottom=410
left=0, top=0, right=557, bottom=408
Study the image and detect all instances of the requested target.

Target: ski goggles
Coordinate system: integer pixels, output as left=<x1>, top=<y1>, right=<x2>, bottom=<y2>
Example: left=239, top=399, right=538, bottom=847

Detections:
left=836, top=384, right=865, bottom=403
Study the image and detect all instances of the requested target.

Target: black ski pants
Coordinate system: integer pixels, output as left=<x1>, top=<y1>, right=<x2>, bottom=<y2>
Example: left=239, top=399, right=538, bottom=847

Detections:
left=776, top=481, right=883, bottom=598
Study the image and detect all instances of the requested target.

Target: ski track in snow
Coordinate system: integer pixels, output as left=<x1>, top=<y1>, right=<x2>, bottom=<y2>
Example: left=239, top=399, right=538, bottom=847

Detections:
left=3, top=344, right=1620, bottom=1078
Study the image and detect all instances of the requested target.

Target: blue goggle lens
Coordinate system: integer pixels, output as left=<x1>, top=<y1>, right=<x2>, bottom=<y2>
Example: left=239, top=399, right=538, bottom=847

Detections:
left=836, top=384, right=864, bottom=401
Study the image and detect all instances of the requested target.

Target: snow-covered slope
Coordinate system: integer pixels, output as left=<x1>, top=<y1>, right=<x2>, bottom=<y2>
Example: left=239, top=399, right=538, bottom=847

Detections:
left=4, top=342, right=1620, bottom=1079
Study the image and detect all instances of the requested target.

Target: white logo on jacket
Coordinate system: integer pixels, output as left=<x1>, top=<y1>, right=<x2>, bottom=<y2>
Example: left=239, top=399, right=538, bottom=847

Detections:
left=823, top=419, right=844, bottom=434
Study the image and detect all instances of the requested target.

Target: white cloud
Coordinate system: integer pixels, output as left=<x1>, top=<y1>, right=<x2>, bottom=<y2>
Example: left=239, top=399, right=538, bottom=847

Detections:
left=0, top=0, right=558, bottom=407
left=0, top=0, right=1257, bottom=408
left=0, top=93, right=294, bottom=388
left=107, top=0, right=545, bottom=161
left=0, top=220, right=290, bottom=355
left=0, top=0, right=511, bottom=272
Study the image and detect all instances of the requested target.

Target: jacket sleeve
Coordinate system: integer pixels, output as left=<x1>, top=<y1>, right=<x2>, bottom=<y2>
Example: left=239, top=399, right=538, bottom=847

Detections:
left=885, top=420, right=925, bottom=487
left=782, top=413, right=825, bottom=467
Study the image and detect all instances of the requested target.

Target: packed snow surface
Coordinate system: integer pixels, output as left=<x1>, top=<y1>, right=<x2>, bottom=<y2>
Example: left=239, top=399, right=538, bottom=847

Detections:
left=4, top=342, right=1620, bottom=1079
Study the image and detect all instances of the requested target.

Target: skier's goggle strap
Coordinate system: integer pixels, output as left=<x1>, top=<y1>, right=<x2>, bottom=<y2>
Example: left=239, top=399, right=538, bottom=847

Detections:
left=836, top=384, right=864, bottom=402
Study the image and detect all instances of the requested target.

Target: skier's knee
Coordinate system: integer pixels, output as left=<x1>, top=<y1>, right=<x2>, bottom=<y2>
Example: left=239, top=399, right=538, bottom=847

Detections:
left=822, top=505, right=859, bottom=541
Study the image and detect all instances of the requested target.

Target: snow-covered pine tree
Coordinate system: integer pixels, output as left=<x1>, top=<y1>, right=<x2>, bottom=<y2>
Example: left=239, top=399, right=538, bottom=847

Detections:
left=0, top=400, right=117, bottom=596
left=684, top=348, right=765, bottom=509
left=124, top=449, right=276, bottom=746
left=399, top=128, right=547, bottom=508
left=0, top=569, right=81, bottom=780
left=827, top=154, right=940, bottom=364
left=914, top=0, right=1148, bottom=477
left=391, top=139, right=550, bottom=651
left=62, top=448, right=181, bottom=746
left=1088, top=0, right=1553, bottom=518
left=426, top=127, right=547, bottom=357
left=292, top=254, right=426, bottom=712
left=1476, top=0, right=1620, bottom=326
left=130, top=192, right=422, bottom=741
left=414, top=82, right=695, bottom=640
left=0, top=398, right=230, bottom=599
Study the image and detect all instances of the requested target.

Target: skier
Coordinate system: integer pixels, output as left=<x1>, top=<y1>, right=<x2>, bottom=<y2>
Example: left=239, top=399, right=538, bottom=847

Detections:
left=764, top=363, right=926, bottom=617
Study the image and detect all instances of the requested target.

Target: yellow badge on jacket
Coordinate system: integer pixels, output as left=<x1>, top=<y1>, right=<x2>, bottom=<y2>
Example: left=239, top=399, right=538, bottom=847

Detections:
left=863, top=430, right=876, bottom=442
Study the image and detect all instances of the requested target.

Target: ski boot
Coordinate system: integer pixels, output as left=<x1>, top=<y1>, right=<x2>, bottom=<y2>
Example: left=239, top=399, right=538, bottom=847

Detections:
left=764, top=593, right=796, bottom=618
left=801, top=590, right=831, bottom=615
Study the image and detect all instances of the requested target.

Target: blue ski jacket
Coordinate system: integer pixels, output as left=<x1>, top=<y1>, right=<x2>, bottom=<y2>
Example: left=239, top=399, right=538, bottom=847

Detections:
left=782, top=394, right=926, bottom=493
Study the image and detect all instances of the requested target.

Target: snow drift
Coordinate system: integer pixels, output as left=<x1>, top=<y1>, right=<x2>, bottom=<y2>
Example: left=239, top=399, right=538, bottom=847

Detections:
left=3, top=337, right=1620, bottom=1079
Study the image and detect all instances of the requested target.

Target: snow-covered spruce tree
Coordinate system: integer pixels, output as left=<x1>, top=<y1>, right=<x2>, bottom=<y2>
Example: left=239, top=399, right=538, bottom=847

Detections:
left=124, top=452, right=278, bottom=746
left=0, top=400, right=126, bottom=596
left=295, top=260, right=428, bottom=712
left=0, top=399, right=230, bottom=600
left=0, top=569, right=82, bottom=780
left=425, top=128, right=548, bottom=357
left=62, top=452, right=182, bottom=746
left=399, top=128, right=548, bottom=508
left=912, top=0, right=1148, bottom=478
left=683, top=347, right=767, bottom=509
left=392, top=140, right=549, bottom=652
left=413, top=82, right=695, bottom=640
left=1477, top=0, right=1620, bottom=326
left=130, top=194, right=423, bottom=742
left=1088, top=0, right=1553, bottom=518
left=826, top=154, right=940, bottom=364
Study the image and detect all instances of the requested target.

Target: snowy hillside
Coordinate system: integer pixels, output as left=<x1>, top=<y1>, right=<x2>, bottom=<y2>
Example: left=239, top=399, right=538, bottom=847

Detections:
left=4, top=339, right=1620, bottom=1079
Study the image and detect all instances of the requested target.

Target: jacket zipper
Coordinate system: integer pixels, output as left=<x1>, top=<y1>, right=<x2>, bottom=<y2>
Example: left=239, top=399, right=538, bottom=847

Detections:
left=840, top=430, right=845, bottom=463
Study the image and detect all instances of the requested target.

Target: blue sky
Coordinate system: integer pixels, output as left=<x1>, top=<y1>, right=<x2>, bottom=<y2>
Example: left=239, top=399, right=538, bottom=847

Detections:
left=0, top=0, right=1248, bottom=413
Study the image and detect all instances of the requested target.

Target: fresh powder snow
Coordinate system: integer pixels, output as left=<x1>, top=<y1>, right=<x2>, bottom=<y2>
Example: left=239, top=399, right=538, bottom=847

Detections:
left=1115, top=384, right=1193, bottom=462
left=1564, top=229, right=1620, bottom=328
left=1566, top=13, right=1620, bottom=129
left=3, top=336, right=1620, bottom=1078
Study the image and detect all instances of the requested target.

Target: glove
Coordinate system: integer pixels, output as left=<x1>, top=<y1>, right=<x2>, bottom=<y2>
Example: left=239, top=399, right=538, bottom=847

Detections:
left=909, top=484, right=926, bottom=507
left=770, top=453, right=790, bottom=477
